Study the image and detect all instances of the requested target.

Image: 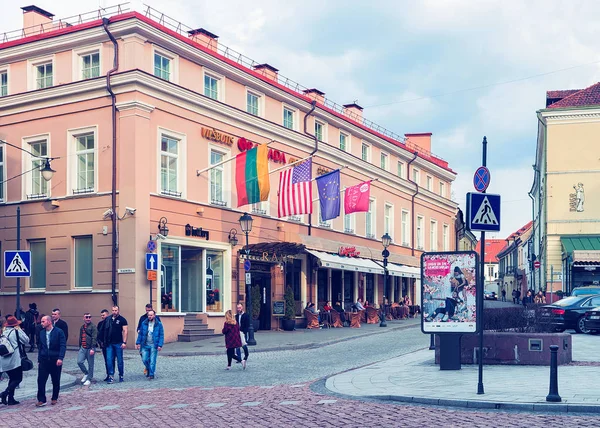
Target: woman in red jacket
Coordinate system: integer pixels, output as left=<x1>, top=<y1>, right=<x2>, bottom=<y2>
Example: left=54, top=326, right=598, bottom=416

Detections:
left=222, top=310, right=243, bottom=370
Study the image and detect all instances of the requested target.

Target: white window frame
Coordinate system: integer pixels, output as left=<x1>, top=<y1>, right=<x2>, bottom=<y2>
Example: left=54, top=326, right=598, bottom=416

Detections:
left=339, top=131, right=350, bottom=152
left=0, top=143, right=5, bottom=202
left=28, top=239, right=46, bottom=290
left=315, top=120, right=327, bottom=142
left=208, top=145, right=231, bottom=208
left=365, top=198, right=376, bottom=239
left=426, top=175, right=433, bottom=191
left=412, top=168, right=420, bottom=185
left=401, top=209, right=410, bottom=246
left=73, top=235, right=93, bottom=289
left=67, top=126, right=98, bottom=196
left=28, top=55, right=54, bottom=90
left=317, top=203, right=332, bottom=228
left=430, top=219, right=438, bottom=251
left=22, top=134, right=51, bottom=200
left=282, top=104, right=297, bottom=130
left=343, top=203, right=355, bottom=234
left=416, top=215, right=424, bottom=250
left=203, top=68, right=225, bottom=101
left=157, top=127, right=187, bottom=199
left=245, top=87, right=265, bottom=117
left=380, top=152, right=389, bottom=171
left=152, top=46, right=179, bottom=83
left=72, top=44, right=102, bottom=81
left=361, top=142, right=371, bottom=162
left=440, top=181, right=446, bottom=197
left=397, top=160, right=404, bottom=178
left=384, top=203, right=393, bottom=240
left=0, top=66, right=9, bottom=97
left=443, top=224, right=450, bottom=251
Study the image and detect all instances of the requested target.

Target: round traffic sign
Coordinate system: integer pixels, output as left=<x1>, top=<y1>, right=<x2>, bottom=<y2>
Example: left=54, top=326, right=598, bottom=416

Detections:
left=147, top=240, right=157, bottom=252
left=534, top=260, right=541, bottom=269
left=244, top=259, right=251, bottom=272
left=473, top=166, right=491, bottom=192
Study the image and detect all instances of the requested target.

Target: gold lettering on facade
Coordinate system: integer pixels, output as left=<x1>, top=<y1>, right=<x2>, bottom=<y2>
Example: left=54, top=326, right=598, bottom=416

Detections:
left=201, top=127, right=234, bottom=146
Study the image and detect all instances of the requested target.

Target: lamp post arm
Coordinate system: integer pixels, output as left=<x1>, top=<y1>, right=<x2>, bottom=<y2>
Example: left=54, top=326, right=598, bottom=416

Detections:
left=0, top=165, right=45, bottom=185
left=1, top=139, right=46, bottom=158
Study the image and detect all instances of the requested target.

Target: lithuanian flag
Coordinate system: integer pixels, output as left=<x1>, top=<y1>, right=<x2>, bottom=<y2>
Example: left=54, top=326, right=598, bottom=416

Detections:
left=236, top=144, right=270, bottom=207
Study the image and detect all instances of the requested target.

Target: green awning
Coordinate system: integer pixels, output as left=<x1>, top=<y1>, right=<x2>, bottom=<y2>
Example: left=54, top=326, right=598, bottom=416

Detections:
left=561, top=236, right=600, bottom=254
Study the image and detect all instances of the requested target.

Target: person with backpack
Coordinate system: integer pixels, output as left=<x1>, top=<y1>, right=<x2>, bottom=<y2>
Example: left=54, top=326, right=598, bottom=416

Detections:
left=24, top=303, right=39, bottom=352
left=0, top=316, right=30, bottom=406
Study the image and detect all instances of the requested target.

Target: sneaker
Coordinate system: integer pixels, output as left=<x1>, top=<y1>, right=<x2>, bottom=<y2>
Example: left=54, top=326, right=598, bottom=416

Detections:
left=7, top=399, right=20, bottom=406
left=143, top=368, right=148, bottom=376
left=83, top=380, right=91, bottom=386
left=119, top=376, right=124, bottom=383
left=148, top=375, right=154, bottom=380
left=81, top=375, right=88, bottom=384
left=51, top=400, right=57, bottom=406
left=106, top=377, right=114, bottom=384
left=242, top=360, right=247, bottom=370
left=103, top=376, right=110, bottom=382
left=35, top=401, right=47, bottom=407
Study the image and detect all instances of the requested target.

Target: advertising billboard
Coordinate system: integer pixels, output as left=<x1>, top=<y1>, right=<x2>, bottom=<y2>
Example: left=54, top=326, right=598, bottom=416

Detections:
left=421, top=251, right=479, bottom=334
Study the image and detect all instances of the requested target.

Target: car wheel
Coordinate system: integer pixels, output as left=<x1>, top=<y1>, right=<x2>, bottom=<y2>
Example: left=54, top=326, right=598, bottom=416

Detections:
left=575, top=316, right=590, bottom=334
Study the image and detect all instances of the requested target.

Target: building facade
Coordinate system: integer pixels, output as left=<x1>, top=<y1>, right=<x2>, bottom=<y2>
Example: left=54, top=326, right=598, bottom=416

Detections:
left=483, top=239, right=504, bottom=294
left=0, top=5, right=457, bottom=344
left=497, top=222, right=533, bottom=299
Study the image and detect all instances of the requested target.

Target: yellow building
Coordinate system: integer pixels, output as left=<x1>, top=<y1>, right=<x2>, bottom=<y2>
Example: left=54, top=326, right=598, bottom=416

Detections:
left=532, top=84, right=600, bottom=293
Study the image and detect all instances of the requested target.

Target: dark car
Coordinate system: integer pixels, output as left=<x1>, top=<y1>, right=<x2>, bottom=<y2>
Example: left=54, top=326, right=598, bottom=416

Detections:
left=583, top=306, right=600, bottom=333
left=539, top=295, right=600, bottom=333
left=484, top=290, right=497, bottom=300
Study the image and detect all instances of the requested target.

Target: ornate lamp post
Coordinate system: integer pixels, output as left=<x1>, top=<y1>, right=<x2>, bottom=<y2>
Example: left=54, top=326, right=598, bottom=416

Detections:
left=239, top=212, right=256, bottom=346
left=380, top=232, right=392, bottom=327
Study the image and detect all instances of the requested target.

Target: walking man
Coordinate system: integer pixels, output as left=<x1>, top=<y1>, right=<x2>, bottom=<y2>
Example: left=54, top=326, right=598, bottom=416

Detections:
left=137, top=304, right=160, bottom=376
left=77, top=313, right=97, bottom=386
left=135, top=310, right=164, bottom=380
left=25, top=303, right=39, bottom=352
left=51, top=308, right=69, bottom=343
left=501, top=288, right=506, bottom=302
left=105, top=306, right=128, bottom=384
left=235, top=303, right=249, bottom=364
left=96, top=309, right=112, bottom=382
left=36, top=315, right=66, bottom=407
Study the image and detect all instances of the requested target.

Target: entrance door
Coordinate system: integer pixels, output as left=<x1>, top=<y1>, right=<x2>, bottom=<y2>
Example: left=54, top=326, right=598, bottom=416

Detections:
left=180, top=247, right=204, bottom=313
left=343, top=271, right=354, bottom=310
left=256, top=273, right=271, bottom=330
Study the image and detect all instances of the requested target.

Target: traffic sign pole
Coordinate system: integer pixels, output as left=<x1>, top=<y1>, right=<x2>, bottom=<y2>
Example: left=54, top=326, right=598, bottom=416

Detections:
left=16, top=207, right=20, bottom=318
left=477, top=136, right=487, bottom=396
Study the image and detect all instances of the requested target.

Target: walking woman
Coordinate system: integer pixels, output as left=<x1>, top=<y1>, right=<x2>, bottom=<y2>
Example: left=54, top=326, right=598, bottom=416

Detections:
left=0, top=316, right=30, bottom=405
left=222, top=310, right=243, bottom=370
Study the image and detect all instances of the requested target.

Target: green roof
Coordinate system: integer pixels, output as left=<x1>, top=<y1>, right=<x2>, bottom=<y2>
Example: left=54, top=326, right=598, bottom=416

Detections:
left=561, top=236, right=600, bottom=254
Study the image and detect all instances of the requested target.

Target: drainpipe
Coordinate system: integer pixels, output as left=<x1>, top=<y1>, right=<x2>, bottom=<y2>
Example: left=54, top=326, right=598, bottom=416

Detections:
left=103, top=18, right=119, bottom=306
left=303, top=100, right=318, bottom=236
left=407, top=152, right=419, bottom=257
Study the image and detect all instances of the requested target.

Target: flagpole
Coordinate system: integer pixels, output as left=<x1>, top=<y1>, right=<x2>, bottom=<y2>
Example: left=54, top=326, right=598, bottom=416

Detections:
left=268, top=154, right=314, bottom=175
left=309, top=165, right=349, bottom=183
left=195, top=140, right=275, bottom=176
left=311, top=175, right=377, bottom=202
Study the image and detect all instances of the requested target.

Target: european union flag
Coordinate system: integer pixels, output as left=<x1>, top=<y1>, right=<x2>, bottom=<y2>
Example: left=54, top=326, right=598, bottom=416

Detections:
left=316, top=169, right=340, bottom=221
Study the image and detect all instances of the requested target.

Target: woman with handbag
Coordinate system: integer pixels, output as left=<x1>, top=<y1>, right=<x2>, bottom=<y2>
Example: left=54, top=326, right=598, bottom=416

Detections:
left=0, top=316, right=30, bottom=406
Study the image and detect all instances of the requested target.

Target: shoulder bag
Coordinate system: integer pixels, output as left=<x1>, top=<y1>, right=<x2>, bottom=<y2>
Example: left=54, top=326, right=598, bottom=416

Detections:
left=0, top=330, right=16, bottom=357
left=17, top=331, right=34, bottom=371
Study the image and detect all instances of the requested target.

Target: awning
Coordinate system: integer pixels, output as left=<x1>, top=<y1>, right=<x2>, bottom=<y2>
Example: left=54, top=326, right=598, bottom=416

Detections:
left=561, top=236, right=600, bottom=254
left=387, top=263, right=420, bottom=278
left=306, top=249, right=384, bottom=274
left=572, top=250, right=600, bottom=266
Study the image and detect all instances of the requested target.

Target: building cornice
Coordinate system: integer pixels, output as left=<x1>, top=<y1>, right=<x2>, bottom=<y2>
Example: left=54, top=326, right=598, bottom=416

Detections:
left=538, top=107, right=600, bottom=124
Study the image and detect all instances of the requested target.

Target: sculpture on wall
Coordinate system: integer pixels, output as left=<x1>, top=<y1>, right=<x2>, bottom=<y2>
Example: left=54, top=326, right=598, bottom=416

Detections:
left=569, top=183, right=585, bottom=212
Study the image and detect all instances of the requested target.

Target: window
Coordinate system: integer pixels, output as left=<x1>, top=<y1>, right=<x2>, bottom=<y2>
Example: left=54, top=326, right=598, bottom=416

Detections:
left=1, top=70, right=7, bottom=96
left=160, top=135, right=180, bottom=197
left=74, top=133, right=95, bottom=194
left=440, top=181, right=446, bottom=197
left=339, top=132, right=348, bottom=152
left=380, top=152, right=388, bottom=170
left=28, top=139, right=48, bottom=198
left=430, top=220, right=438, bottom=251
left=384, top=203, right=393, bottom=239
left=412, top=168, right=420, bottom=185
left=29, top=240, right=46, bottom=289
left=344, top=207, right=354, bottom=234
left=397, top=161, right=404, bottom=178
left=81, top=52, right=100, bottom=79
left=365, top=198, right=375, bottom=238
left=487, top=265, right=494, bottom=279
left=154, top=53, right=170, bottom=81
left=361, top=143, right=370, bottom=161
left=417, top=216, right=424, bottom=250
left=246, top=91, right=260, bottom=116
left=210, top=149, right=226, bottom=205
left=283, top=106, right=295, bottom=130
left=0, top=145, right=5, bottom=202
left=315, top=121, right=325, bottom=142
left=443, top=224, right=449, bottom=251
left=318, top=203, right=331, bottom=228
left=74, top=236, right=93, bottom=288
left=426, top=176, right=432, bottom=191
left=204, top=73, right=220, bottom=100
left=251, top=201, right=267, bottom=215
left=36, top=62, right=53, bottom=89
left=401, top=210, right=410, bottom=246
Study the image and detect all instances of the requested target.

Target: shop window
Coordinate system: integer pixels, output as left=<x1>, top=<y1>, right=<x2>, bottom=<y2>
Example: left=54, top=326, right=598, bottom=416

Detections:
left=29, top=239, right=46, bottom=289
left=317, top=270, right=327, bottom=305
left=205, top=250, right=224, bottom=313
left=160, top=244, right=180, bottom=312
left=74, top=236, right=93, bottom=288
left=366, top=273, right=374, bottom=305
left=286, top=259, right=302, bottom=315
left=343, top=271, right=354, bottom=307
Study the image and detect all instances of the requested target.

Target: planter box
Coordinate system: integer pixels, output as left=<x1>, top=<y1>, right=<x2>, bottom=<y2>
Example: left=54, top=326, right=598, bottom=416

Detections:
left=434, top=332, right=572, bottom=366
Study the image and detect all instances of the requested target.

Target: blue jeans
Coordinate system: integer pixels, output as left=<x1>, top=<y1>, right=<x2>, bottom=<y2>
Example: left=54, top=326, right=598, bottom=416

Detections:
left=106, top=344, right=124, bottom=377
left=141, top=345, right=158, bottom=376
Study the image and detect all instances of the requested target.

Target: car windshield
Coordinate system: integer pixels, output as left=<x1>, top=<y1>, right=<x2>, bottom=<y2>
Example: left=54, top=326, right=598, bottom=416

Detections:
left=572, top=288, right=600, bottom=296
left=553, top=296, right=583, bottom=307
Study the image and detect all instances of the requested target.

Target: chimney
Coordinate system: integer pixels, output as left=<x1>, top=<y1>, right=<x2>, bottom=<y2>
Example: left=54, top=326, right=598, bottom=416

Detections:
left=303, top=88, right=325, bottom=105
left=404, top=133, right=432, bottom=155
left=21, top=5, right=54, bottom=37
left=188, top=28, right=219, bottom=52
left=343, top=102, right=363, bottom=123
left=253, top=63, right=279, bottom=82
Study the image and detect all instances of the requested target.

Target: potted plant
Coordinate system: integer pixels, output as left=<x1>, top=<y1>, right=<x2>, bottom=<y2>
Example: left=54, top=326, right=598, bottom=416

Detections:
left=251, top=287, right=261, bottom=331
left=282, top=286, right=296, bottom=331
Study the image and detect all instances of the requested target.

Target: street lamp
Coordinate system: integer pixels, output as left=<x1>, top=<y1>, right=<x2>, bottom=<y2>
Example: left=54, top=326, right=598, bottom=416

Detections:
left=157, top=217, right=169, bottom=237
left=239, top=212, right=256, bottom=346
left=228, top=229, right=239, bottom=247
left=380, top=232, right=392, bottom=327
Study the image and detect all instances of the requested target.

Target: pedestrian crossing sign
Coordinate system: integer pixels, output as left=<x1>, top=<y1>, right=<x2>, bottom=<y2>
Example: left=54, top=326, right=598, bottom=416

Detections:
left=466, top=192, right=501, bottom=232
left=4, top=251, right=31, bottom=278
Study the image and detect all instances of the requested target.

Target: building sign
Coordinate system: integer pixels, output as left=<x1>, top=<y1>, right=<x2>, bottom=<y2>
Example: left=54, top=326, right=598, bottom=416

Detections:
left=421, top=251, right=479, bottom=334
left=317, top=166, right=331, bottom=176
left=185, top=224, right=210, bottom=240
left=201, top=127, right=235, bottom=146
left=237, top=137, right=287, bottom=164
left=338, top=246, right=360, bottom=257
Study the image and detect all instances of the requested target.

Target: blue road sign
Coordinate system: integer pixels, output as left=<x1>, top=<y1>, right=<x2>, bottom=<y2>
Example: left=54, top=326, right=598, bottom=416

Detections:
left=4, top=250, right=31, bottom=278
left=147, top=240, right=157, bottom=252
left=473, top=166, right=490, bottom=192
left=146, top=253, right=158, bottom=271
left=467, top=192, right=501, bottom=232
left=244, top=259, right=251, bottom=272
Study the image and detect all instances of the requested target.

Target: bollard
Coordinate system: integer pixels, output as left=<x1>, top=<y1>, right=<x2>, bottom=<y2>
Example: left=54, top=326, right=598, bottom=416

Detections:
left=429, top=334, right=435, bottom=350
left=546, top=344, right=562, bottom=402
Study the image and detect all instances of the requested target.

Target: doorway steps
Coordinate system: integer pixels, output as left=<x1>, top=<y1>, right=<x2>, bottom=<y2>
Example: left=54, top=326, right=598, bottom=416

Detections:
left=177, top=314, right=221, bottom=342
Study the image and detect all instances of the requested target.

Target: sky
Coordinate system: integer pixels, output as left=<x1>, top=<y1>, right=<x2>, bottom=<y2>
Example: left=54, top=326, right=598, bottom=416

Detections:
left=3, top=0, right=600, bottom=239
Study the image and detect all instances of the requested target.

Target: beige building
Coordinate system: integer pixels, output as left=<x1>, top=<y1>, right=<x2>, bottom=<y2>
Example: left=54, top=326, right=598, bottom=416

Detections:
left=532, top=84, right=600, bottom=293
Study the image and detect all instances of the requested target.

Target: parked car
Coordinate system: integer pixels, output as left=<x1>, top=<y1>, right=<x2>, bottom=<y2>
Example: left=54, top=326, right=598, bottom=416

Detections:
left=571, top=286, right=600, bottom=297
left=539, top=295, right=600, bottom=333
left=484, top=290, right=497, bottom=300
left=583, top=306, right=600, bottom=333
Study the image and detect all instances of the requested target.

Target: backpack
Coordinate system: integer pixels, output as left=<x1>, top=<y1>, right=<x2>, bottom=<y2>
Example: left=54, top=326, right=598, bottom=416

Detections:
left=0, top=330, right=16, bottom=358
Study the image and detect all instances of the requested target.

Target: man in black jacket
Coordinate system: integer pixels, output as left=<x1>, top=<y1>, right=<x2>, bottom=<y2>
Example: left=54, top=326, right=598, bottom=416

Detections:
left=96, top=309, right=112, bottom=382
left=51, top=308, right=69, bottom=343
left=235, top=303, right=249, bottom=367
left=36, top=315, right=66, bottom=407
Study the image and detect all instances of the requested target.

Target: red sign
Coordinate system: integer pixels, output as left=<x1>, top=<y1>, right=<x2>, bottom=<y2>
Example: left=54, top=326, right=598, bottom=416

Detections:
left=238, top=138, right=286, bottom=164
left=338, top=246, right=360, bottom=257
left=424, top=259, right=451, bottom=277
left=534, top=261, right=541, bottom=269
left=147, top=270, right=157, bottom=281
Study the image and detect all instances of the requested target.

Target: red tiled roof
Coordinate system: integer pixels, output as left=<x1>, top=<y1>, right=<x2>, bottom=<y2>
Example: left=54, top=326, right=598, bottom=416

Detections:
left=484, top=239, right=506, bottom=263
left=547, top=82, right=600, bottom=109
left=546, top=89, right=580, bottom=99
left=505, top=221, right=533, bottom=241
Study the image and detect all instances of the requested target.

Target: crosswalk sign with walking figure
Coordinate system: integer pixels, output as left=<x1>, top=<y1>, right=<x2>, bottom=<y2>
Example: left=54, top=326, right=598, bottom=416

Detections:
left=466, top=192, right=501, bottom=232
left=4, top=251, right=32, bottom=278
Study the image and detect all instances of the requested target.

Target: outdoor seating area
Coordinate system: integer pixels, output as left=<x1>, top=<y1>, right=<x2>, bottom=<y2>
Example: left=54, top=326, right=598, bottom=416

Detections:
left=303, top=304, right=420, bottom=329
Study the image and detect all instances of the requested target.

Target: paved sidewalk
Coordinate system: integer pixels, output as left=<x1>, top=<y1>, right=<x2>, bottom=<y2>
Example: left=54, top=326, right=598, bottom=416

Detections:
left=326, top=336, right=600, bottom=413
left=0, top=369, right=76, bottom=404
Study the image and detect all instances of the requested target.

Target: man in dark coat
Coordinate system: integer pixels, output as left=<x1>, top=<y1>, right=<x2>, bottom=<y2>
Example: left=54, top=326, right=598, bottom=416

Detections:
left=235, top=303, right=250, bottom=363
left=36, top=315, right=66, bottom=407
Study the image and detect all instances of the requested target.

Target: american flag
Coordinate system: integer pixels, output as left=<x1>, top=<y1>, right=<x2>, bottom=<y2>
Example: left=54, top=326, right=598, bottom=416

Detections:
left=278, top=158, right=313, bottom=217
